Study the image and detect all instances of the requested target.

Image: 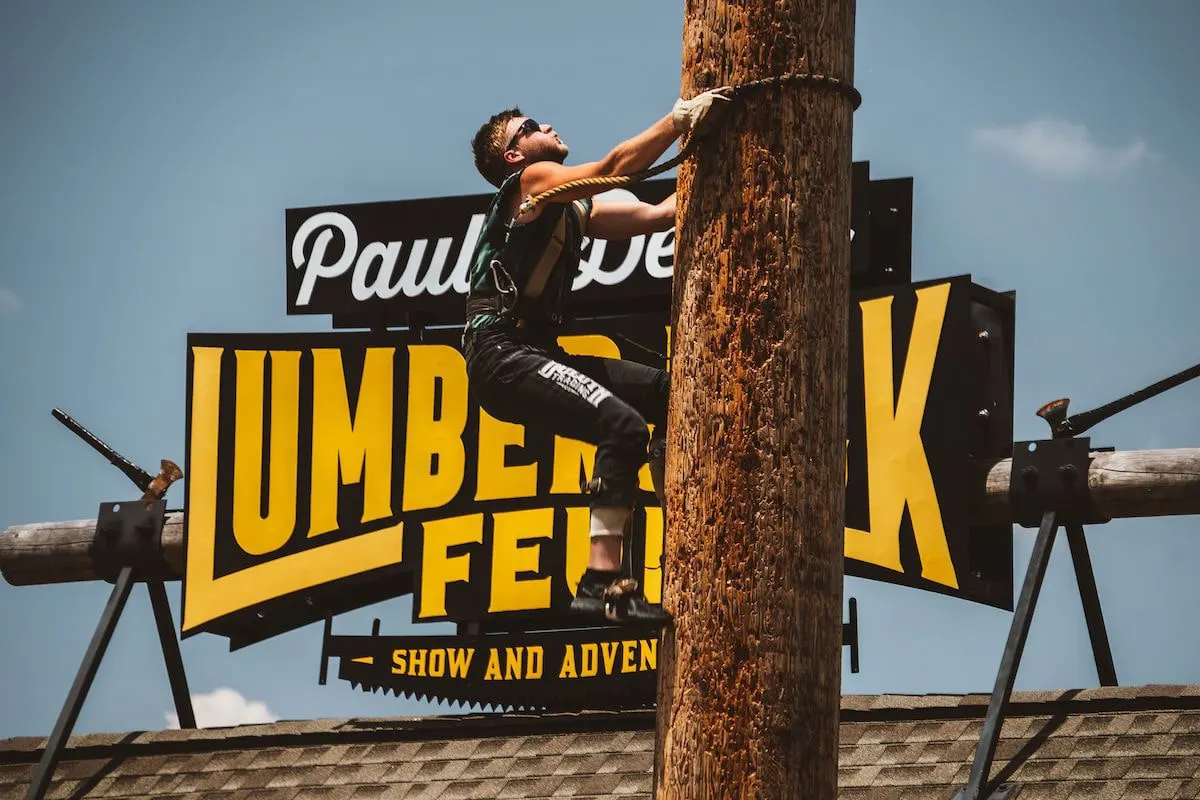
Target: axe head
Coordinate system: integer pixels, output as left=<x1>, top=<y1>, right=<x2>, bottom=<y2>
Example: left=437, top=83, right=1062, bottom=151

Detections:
left=141, top=459, right=184, bottom=502
left=1036, top=397, right=1070, bottom=436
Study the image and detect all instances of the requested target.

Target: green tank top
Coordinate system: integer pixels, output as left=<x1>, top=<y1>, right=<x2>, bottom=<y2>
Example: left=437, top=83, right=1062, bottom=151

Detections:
left=465, top=169, right=593, bottom=331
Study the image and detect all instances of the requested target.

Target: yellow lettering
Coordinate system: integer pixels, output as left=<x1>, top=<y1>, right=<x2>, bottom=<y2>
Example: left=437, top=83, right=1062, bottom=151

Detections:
left=182, top=343, right=405, bottom=634
left=475, top=409, right=538, bottom=501
left=489, top=509, right=552, bottom=613
left=403, top=345, right=468, bottom=511
left=664, top=325, right=672, bottom=374
left=643, top=507, right=663, bottom=604
left=504, top=647, right=523, bottom=680
left=526, top=646, right=543, bottom=679
left=601, top=641, right=619, bottom=675
left=639, top=425, right=663, bottom=492
left=640, top=639, right=657, bottom=671
left=845, top=283, right=958, bottom=589
left=580, top=643, right=598, bottom=677
left=550, top=335, right=621, bottom=493
left=183, top=346, right=224, bottom=631
left=484, top=648, right=502, bottom=680
left=232, top=350, right=301, bottom=556
left=565, top=507, right=590, bottom=597
left=308, top=347, right=395, bottom=537
left=418, top=514, right=483, bottom=618
left=428, top=649, right=445, bottom=677
left=621, top=640, right=637, bottom=673
left=391, top=649, right=407, bottom=675
left=448, top=648, right=474, bottom=677
left=409, top=649, right=427, bottom=677
left=559, top=645, right=577, bottom=678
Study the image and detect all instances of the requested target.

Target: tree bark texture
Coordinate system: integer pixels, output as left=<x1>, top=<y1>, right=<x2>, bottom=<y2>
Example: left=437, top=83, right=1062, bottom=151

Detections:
left=655, top=2, right=857, bottom=798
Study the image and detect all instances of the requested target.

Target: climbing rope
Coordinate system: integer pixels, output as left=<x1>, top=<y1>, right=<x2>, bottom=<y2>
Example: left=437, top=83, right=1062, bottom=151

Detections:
left=517, top=69, right=862, bottom=217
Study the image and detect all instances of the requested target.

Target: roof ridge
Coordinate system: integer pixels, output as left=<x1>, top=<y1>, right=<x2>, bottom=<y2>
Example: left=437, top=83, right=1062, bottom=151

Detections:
left=842, top=683, right=1200, bottom=716
left=0, top=709, right=659, bottom=765
left=4, top=683, right=1198, bottom=764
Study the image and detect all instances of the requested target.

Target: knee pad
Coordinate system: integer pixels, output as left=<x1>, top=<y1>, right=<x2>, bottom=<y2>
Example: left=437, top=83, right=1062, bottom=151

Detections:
left=580, top=475, right=638, bottom=511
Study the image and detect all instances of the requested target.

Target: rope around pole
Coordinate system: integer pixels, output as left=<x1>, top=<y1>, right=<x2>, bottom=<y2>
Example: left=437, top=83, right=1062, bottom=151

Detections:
left=517, top=70, right=862, bottom=217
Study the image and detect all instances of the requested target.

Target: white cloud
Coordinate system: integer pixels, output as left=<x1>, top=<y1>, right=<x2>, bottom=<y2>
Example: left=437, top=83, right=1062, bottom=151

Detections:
left=971, top=117, right=1149, bottom=178
left=0, top=288, right=21, bottom=316
left=165, top=687, right=279, bottom=729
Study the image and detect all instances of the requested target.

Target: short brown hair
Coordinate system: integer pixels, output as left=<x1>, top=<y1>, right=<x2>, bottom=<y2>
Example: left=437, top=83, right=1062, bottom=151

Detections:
left=472, top=107, right=523, bottom=188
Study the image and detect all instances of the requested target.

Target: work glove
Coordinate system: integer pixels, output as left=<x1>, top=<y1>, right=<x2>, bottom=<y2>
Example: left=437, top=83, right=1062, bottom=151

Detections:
left=671, top=87, right=732, bottom=135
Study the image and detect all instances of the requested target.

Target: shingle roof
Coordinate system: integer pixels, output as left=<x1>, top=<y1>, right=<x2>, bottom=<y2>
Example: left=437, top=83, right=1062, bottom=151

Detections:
left=3, top=684, right=1200, bottom=799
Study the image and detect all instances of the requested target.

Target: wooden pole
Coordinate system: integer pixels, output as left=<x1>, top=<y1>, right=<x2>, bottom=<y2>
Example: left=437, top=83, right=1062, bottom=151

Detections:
left=654, top=2, right=857, bottom=798
left=3, top=450, right=1199, bottom=587
left=0, top=513, right=184, bottom=586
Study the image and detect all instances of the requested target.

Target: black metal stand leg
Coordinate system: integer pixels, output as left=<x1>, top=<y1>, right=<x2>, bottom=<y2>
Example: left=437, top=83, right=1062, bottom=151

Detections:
left=1064, top=523, right=1118, bottom=686
left=25, top=567, right=136, bottom=800
left=957, top=510, right=1059, bottom=800
left=147, top=580, right=196, bottom=728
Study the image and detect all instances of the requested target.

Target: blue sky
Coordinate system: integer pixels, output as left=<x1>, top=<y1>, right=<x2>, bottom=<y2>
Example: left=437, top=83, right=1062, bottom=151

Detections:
left=2, top=1, right=1199, bottom=738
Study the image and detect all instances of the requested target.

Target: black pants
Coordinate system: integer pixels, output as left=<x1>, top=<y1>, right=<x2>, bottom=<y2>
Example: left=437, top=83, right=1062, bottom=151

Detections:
left=464, top=324, right=668, bottom=509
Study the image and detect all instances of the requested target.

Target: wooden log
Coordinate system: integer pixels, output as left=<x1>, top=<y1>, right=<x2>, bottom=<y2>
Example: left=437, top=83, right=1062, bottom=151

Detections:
left=2, top=449, right=1198, bottom=587
left=971, top=447, right=1200, bottom=527
left=0, top=513, right=184, bottom=586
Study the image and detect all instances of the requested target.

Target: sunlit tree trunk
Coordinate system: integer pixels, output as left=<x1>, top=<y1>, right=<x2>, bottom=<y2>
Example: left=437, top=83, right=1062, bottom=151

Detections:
left=655, top=1, right=857, bottom=797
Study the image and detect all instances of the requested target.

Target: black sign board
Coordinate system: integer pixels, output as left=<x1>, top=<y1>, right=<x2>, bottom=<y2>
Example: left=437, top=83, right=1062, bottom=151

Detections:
left=284, top=162, right=912, bottom=329
left=183, top=276, right=1013, bottom=653
left=322, top=626, right=661, bottom=711
left=180, top=163, right=1015, bottom=711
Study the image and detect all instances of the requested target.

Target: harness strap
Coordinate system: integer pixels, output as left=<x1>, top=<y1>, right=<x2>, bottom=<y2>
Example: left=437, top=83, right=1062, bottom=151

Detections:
left=465, top=295, right=509, bottom=318
left=521, top=213, right=566, bottom=301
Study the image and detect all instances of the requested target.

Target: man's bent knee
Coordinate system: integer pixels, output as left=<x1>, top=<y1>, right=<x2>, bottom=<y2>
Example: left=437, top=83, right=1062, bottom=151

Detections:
left=580, top=474, right=640, bottom=511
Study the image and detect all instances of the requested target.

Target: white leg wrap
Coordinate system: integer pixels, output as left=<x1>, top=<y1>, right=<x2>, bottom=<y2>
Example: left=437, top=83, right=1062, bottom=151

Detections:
left=589, top=506, right=630, bottom=539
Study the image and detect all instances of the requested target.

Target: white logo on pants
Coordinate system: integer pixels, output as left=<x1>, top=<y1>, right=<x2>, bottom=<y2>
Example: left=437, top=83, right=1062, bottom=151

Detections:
left=537, top=361, right=613, bottom=408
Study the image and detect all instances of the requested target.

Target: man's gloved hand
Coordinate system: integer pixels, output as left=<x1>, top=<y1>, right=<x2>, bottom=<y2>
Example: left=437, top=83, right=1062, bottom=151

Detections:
left=671, top=87, right=732, bottom=135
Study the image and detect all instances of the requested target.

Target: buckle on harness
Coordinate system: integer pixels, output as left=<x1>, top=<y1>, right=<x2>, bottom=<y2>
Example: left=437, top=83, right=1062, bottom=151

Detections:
left=490, top=260, right=517, bottom=302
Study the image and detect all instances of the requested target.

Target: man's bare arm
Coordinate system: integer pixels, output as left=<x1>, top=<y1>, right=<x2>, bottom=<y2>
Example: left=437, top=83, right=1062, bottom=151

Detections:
left=587, top=193, right=676, bottom=240
left=519, top=114, right=678, bottom=208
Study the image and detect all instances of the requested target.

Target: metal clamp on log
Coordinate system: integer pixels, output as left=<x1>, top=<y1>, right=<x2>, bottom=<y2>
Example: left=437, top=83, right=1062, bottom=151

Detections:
left=89, top=499, right=172, bottom=583
left=1007, top=437, right=1111, bottom=528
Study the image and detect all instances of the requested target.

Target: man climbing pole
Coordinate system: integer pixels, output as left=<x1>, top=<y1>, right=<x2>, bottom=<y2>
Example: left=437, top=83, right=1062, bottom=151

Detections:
left=462, top=91, right=729, bottom=623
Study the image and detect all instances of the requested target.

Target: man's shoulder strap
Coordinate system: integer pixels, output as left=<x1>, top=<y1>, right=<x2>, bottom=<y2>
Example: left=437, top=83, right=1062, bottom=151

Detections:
left=494, top=168, right=526, bottom=206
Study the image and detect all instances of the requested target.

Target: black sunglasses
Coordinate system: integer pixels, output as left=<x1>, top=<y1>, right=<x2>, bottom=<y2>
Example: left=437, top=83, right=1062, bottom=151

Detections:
left=506, top=118, right=539, bottom=151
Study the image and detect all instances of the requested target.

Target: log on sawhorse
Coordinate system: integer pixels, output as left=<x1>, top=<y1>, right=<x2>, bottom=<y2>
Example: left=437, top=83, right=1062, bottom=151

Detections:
left=4, top=447, right=1199, bottom=587
left=955, top=361, right=1200, bottom=799
left=5, top=409, right=196, bottom=800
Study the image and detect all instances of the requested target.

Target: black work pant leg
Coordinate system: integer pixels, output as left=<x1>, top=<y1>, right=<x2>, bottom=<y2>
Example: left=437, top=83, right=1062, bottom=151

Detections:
left=465, top=330, right=663, bottom=509
left=554, top=348, right=669, bottom=463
